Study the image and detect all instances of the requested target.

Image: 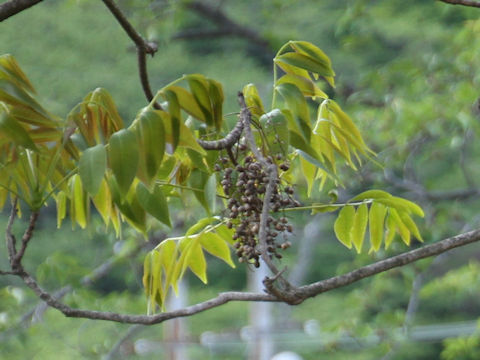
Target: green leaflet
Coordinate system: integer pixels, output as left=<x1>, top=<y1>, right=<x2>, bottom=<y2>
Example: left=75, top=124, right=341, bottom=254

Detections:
left=108, top=129, right=139, bottom=194
left=136, top=182, right=171, bottom=227
left=55, top=190, right=67, bottom=229
left=385, top=211, right=397, bottom=249
left=161, top=110, right=206, bottom=156
left=0, top=54, right=35, bottom=93
left=351, top=189, right=393, bottom=201
left=204, top=174, right=217, bottom=214
left=260, top=109, right=290, bottom=157
left=276, top=73, right=328, bottom=99
left=243, top=83, right=265, bottom=118
left=208, top=78, right=224, bottom=131
left=163, top=90, right=181, bottom=151
left=188, top=169, right=210, bottom=213
left=143, top=217, right=236, bottom=311
left=187, top=74, right=214, bottom=127
left=275, top=82, right=311, bottom=141
left=0, top=109, right=38, bottom=151
left=135, top=108, right=165, bottom=184
left=329, top=100, right=369, bottom=152
left=215, top=224, right=236, bottom=245
left=352, top=203, right=368, bottom=253
left=78, top=144, right=106, bottom=196
left=389, top=208, right=411, bottom=246
left=199, top=232, right=235, bottom=268
left=165, top=85, right=206, bottom=122
left=399, top=211, right=423, bottom=242
left=186, top=217, right=219, bottom=236
left=300, top=155, right=316, bottom=197
left=334, top=205, right=355, bottom=249
left=297, top=150, right=337, bottom=183
left=184, top=241, right=207, bottom=284
left=369, top=202, right=387, bottom=251
left=90, top=88, right=124, bottom=134
left=108, top=176, right=146, bottom=235
left=289, top=41, right=333, bottom=70
left=70, top=174, right=87, bottom=229
left=92, top=178, right=111, bottom=227
left=275, top=52, right=334, bottom=78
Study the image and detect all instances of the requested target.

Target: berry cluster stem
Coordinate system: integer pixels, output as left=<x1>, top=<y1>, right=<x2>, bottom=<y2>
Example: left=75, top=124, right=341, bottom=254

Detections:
left=238, top=92, right=284, bottom=278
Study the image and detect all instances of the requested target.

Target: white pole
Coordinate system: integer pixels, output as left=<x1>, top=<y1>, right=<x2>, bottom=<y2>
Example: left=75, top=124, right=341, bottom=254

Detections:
left=247, top=261, right=274, bottom=360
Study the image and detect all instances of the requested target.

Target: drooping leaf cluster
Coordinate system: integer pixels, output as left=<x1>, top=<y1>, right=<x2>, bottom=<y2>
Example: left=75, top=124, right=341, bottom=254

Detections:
left=0, top=41, right=424, bottom=311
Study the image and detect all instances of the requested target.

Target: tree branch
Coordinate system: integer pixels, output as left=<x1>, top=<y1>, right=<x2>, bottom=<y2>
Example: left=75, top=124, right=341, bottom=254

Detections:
left=184, top=1, right=271, bottom=51
left=384, top=169, right=480, bottom=202
left=101, top=0, right=161, bottom=109
left=438, top=0, right=480, bottom=7
left=13, top=211, right=39, bottom=265
left=0, top=0, right=43, bottom=22
left=196, top=116, right=244, bottom=150
left=5, top=202, right=480, bottom=325
left=295, top=228, right=480, bottom=300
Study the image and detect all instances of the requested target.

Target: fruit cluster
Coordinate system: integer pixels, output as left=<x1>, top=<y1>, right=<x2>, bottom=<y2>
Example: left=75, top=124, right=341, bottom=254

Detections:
left=216, top=148, right=298, bottom=267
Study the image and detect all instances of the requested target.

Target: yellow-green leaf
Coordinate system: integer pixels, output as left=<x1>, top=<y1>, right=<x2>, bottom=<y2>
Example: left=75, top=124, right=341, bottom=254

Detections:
left=289, top=41, right=333, bottom=70
left=199, top=232, right=235, bottom=268
left=187, top=74, right=213, bottom=127
left=334, top=205, right=355, bottom=249
left=300, top=155, right=316, bottom=197
left=204, top=173, right=217, bottom=214
left=79, top=144, right=106, bottom=196
left=389, top=208, right=411, bottom=246
left=276, top=73, right=328, bottom=99
left=136, top=182, right=171, bottom=227
left=385, top=211, right=397, bottom=249
left=243, top=83, right=265, bottom=117
left=185, top=241, right=207, bottom=284
left=260, top=109, right=290, bottom=157
left=275, top=83, right=311, bottom=140
left=275, top=52, right=335, bottom=77
left=208, top=79, right=224, bottom=130
left=70, top=174, right=87, bottom=229
left=108, top=129, right=139, bottom=194
left=352, top=203, right=368, bottom=253
left=398, top=211, right=423, bottom=242
left=0, top=109, right=37, bottom=151
left=165, top=85, right=205, bottom=122
left=351, top=189, right=392, bottom=202
left=369, top=202, right=387, bottom=251
left=55, top=191, right=67, bottom=228
left=92, top=178, right=111, bottom=227
left=135, top=108, right=165, bottom=183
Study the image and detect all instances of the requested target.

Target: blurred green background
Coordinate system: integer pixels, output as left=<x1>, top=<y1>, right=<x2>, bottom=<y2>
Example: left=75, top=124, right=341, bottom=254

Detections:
left=2, top=0, right=480, bottom=359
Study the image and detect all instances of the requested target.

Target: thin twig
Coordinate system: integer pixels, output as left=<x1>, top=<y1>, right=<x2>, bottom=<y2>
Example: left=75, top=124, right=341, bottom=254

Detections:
left=0, top=270, right=19, bottom=275
left=438, top=0, right=480, bottom=7
left=185, top=1, right=271, bottom=51
left=5, top=198, right=18, bottom=262
left=0, top=0, right=43, bottom=22
left=101, top=0, right=161, bottom=109
left=13, top=211, right=39, bottom=265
